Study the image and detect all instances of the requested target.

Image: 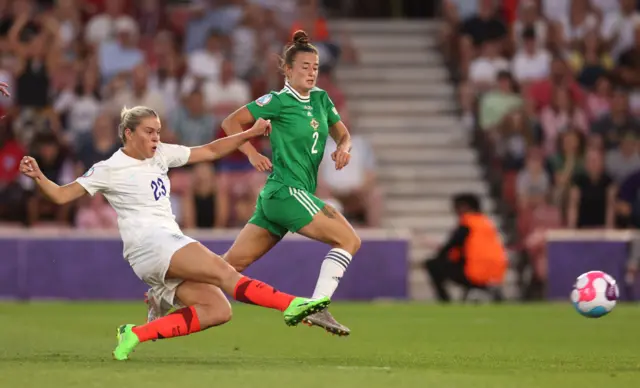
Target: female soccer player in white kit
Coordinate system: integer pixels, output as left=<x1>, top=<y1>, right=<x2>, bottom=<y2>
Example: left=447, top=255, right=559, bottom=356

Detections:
left=19, top=106, right=330, bottom=361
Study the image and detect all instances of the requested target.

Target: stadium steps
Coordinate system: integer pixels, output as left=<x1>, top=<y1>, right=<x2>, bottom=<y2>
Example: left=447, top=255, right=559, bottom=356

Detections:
left=330, top=20, right=518, bottom=301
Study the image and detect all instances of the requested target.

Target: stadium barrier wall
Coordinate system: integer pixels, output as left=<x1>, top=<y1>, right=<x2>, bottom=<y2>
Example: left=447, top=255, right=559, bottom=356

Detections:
left=0, top=228, right=410, bottom=301
left=546, top=229, right=640, bottom=301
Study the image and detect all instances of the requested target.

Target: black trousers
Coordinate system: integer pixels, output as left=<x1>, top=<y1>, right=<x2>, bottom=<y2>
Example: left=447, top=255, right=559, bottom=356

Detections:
left=423, top=257, right=474, bottom=302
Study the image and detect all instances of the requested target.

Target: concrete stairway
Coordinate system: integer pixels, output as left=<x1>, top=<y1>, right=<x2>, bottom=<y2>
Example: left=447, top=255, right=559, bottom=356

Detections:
left=329, top=20, right=505, bottom=300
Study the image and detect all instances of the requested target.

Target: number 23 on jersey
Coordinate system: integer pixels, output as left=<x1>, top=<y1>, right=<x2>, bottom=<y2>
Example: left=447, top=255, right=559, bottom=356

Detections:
left=151, top=178, right=167, bottom=201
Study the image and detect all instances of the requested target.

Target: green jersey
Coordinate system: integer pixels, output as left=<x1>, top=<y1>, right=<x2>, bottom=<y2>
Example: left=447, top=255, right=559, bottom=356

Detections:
left=246, top=82, right=341, bottom=194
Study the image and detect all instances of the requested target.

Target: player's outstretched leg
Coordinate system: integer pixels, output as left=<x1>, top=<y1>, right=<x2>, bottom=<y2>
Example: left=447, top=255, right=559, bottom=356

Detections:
left=297, top=204, right=361, bottom=336
left=114, top=282, right=233, bottom=360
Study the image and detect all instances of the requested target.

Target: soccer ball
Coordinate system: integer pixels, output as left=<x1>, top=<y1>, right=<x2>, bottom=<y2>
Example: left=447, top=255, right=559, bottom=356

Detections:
left=570, top=271, right=619, bottom=318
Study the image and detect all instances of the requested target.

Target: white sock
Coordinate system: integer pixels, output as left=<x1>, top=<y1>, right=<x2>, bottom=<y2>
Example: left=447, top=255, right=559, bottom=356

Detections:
left=312, top=248, right=352, bottom=299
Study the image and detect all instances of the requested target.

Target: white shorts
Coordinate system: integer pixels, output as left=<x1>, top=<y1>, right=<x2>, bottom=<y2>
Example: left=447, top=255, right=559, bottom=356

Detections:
left=127, top=229, right=197, bottom=309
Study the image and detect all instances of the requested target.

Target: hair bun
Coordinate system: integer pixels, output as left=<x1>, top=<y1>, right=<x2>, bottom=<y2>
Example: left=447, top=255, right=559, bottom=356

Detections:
left=292, top=30, right=310, bottom=46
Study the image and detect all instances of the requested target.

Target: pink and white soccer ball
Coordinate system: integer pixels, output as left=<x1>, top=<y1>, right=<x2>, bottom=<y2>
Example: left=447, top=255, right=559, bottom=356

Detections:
left=570, top=271, right=619, bottom=318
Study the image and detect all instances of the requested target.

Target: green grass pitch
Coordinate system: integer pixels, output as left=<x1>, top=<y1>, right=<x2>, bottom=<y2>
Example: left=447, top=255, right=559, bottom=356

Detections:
left=1, top=301, right=639, bottom=387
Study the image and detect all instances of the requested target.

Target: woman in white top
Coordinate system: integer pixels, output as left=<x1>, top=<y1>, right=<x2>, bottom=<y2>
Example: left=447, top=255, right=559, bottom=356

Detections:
left=19, top=103, right=330, bottom=361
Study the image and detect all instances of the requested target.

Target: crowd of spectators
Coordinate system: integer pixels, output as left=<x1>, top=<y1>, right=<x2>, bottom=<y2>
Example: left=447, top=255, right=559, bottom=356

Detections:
left=0, top=0, right=382, bottom=230
left=441, top=0, right=640, bottom=296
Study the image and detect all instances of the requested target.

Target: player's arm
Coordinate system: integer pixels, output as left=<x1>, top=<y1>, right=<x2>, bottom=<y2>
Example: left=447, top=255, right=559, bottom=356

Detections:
left=20, top=156, right=87, bottom=205
left=329, top=121, right=352, bottom=153
left=221, top=93, right=282, bottom=172
left=325, top=93, right=351, bottom=170
left=220, top=106, right=261, bottom=157
left=187, top=118, right=271, bottom=164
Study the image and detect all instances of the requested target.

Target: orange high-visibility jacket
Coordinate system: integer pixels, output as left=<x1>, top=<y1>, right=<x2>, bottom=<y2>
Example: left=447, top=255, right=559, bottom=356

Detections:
left=448, top=213, right=508, bottom=286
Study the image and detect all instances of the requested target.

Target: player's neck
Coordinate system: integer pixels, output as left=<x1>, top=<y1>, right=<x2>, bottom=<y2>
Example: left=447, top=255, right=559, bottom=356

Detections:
left=285, top=80, right=310, bottom=97
left=121, top=146, right=146, bottom=161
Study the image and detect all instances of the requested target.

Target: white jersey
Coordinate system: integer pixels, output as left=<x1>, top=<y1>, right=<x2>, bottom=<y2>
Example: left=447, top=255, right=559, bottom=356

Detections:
left=75, top=142, right=191, bottom=260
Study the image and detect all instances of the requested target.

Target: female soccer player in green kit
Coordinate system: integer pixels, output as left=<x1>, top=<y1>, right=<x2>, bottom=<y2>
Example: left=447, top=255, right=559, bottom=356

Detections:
left=220, top=30, right=360, bottom=336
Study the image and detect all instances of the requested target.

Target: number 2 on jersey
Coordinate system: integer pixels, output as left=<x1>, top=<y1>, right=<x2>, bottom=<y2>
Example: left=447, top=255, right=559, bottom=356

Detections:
left=151, top=178, right=167, bottom=201
left=311, top=132, right=319, bottom=154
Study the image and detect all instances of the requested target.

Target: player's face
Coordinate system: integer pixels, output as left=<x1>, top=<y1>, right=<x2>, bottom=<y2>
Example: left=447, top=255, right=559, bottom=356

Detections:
left=130, top=116, right=161, bottom=159
left=290, top=52, right=319, bottom=91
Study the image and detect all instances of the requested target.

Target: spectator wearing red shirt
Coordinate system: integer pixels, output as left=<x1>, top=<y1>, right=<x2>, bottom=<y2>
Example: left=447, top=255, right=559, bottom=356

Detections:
left=0, top=120, right=26, bottom=223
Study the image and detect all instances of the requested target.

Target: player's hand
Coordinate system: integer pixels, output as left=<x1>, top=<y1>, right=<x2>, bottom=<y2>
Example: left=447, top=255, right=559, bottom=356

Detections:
left=331, top=147, right=351, bottom=170
left=248, top=118, right=272, bottom=137
left=248, top=152, right=272, bottom=172
left=19, top=156, right=42, bottom=179
left=0, top=82, right=10, bottom=97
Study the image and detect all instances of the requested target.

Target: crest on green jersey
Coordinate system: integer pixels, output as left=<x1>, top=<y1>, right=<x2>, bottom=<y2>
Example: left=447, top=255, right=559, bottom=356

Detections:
left=310, top=118, right=319, bottom=130
left=256, top=94, right=272, bottom=106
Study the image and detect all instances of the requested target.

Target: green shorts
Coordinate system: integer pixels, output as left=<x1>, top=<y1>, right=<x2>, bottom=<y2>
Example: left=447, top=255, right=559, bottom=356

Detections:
left=249, top=182, right=325, bottom=238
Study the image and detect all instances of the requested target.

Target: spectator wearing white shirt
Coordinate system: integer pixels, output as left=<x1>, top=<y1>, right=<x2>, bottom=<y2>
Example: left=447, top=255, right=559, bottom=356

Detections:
left=559, top=0, right=599, bottom=49
left=203, top=59, right=251, bottom=117
left=512, top=0, right=548, bottom=50
left=84, top=0, right=128, bottom=46
left=185, top=30, right=225, bottom=83
left=600, top=0, right=640, bottom=60
left=512, top=27, right=552, bottom=84
left=460, top=39, right=509, bottom=130
left=317, top=133, right=382, bottom=227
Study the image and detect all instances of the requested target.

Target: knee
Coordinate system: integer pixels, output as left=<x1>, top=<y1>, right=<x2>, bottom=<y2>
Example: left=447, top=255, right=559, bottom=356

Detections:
left=223, top=252, right=249, bottom=273
left=336, top=231, right=361, bottom=255
left=199, top=301, right=233, bottom=327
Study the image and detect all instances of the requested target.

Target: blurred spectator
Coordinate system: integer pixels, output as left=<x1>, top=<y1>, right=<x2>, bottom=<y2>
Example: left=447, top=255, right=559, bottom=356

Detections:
left=617, top=167, right=640, bottom=227
left=512, top=0, right=548, bottom=50
left=10, top=16, right=57, bottom=109
left=183, top=0, right=244, bottom=53
left=97, top=16, right=144, bottom=82
left=458, top=0, right=508, bottom=79
left=0, top=118, right=25, bottom=223
left=600, top=0, right=640, bottom=61
left=84, top=0, right=128, bottom=46
left=511, top=26, right=551, bottom=84
left=135, top=0, right=169, bottom=42
left=22, top=133, right=75, bottom=226
left=567, top=148, right=616, bottom=229
left=539, top=87, right=589, bottom=156
left=317, top=128, right=382, bottom=227
left=170, top=87, right=215, bottom=147
left=559, top=0, right=599, bottom=49
left=54, top=66, right=102, bottom=147
left=460, top=38, right=509, bottom=129
left=585, top=74, right=613, bottom=121
left=479, top=71, right=523, bottom=132
left=616, top=24, right=640, bottom=114
left=516, top=147, right=551, bottom=210
left=204, top=58, right=251, bottom=117
left=526, top=57, right=585, bottom=114
left=568, top=31, right=614, bottom=89
left=496, top=111, right=537, bottom=172
left=549, top=129, right=586, bottom=211
left=109, top=64, right=166, bottom=119
left=185, top=30, right=225, bottom=83
left=605, top=131, right=640, bottom=183
left=591, top=88, right=640, bottom=150
left=181, top=162, right=227, bottom=228
left=75, top=193, right=118, bottom=229
left=75, top=112, right=119, bottom=172
left=517, top=192, right=562, bottom=296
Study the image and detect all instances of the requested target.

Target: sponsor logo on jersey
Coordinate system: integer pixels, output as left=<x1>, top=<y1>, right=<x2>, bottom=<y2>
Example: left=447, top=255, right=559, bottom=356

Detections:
left=310, top=118, right=319, bottom=130
left=82, top=167, right=95, bottom=178
left=256, top=94, right=272, bottom=106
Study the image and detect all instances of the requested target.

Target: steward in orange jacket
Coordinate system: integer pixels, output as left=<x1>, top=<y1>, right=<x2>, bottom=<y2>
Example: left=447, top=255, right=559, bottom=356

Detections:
left=423, top=193, right=507, bottom=302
